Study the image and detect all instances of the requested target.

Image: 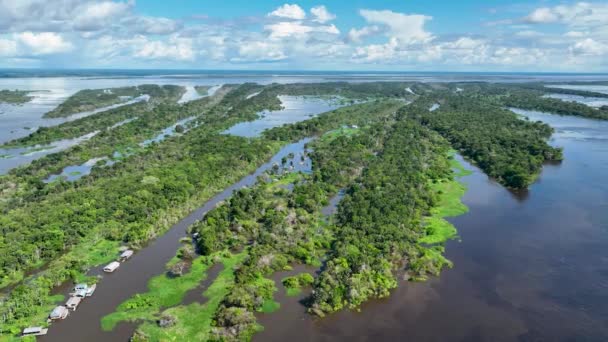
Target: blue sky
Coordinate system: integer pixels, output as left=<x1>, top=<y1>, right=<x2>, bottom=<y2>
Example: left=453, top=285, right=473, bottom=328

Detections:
left=0, top=1, right=607, bottom=71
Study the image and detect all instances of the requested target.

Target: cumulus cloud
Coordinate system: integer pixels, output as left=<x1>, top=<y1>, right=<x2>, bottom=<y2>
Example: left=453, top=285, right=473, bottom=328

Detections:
left=359, top=9, right=433, bottom=44
left=134, top=35, right=195, bottom=61
left=265, top=21, right=339, bottom=39
left=73, top=1, right=132, bottom=31
left=121, top=16, right=181, bottom=35
left=570, top=38, right=608, bottom=56
left=16, top=32, right=73, bottom=54
left=311, top=5, right=336, bottom=23
left=268, top=4, right=306, bottom=20
left=523, top=2, right=608, bottom=27
left=233, top=41, right=287, bottom=62
left=347, top=25, right=381, bottom=43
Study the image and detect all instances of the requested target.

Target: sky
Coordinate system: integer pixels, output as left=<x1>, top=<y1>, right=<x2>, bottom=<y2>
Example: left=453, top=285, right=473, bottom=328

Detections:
left=0, top=0, right=607, bottom=72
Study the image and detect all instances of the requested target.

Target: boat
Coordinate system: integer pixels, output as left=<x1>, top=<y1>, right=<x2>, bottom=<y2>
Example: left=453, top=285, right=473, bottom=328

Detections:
left=22, top=326, right=48, bottom=337
left=49, top=306, right=69, bottom=320
left=103, top=261, right=120, bottom=273
left=72, top=283, right=97, bottom=297
left=66, top=296, right=82, bottom=311
left=119, top=249, right=134, bottom=261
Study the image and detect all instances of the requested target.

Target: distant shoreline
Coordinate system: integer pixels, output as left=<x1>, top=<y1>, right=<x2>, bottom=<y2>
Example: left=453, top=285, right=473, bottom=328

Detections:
left=1, top=68, right=608, bottom=79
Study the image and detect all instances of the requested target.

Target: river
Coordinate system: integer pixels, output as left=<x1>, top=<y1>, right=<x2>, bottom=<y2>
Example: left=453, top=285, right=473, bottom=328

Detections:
left=4, top=75, right=608, bottom=341
left=38, top=138, right=312, bottom=342
left=38, top=107, right=608, bottom=342
left=255, top=109, right=608, bottom=341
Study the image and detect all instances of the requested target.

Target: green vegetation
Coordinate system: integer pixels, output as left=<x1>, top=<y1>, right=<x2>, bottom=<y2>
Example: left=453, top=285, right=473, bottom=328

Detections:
left=419, top=155, right=470, bottom=245
left=448, top=82, right=608, bottom=120
left=44, top=85, right=184, bottom=118
left=0, top=90, right=33, bottom=104
left=0, top=83, right=290, bottom=334
left=102, top=246, right=232, bottom=331
left=2, top=85, right=186, bottom=148
left=412, top=94, right=563, bottom=188
left=282, top=273, right=314, bottom=297
left=310, top=107, right=457, bottom=316
left=503, top=92, right=608, bottom=120
left=127, top=252, right=247, bottom=342
left=1, top=81, right=574, bottom=339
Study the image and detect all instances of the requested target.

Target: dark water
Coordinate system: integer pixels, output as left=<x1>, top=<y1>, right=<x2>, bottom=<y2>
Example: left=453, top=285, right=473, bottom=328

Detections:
left=39, top=138, right=312, bottom=342
left=254, top=111, right=608, bottom=341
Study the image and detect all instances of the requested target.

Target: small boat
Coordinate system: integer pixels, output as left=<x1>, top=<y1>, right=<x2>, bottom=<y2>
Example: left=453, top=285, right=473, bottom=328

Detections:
left=66, top=296, right=82, bottom=311
left=73, top=289, right=88, bottom=298
left=49, top=306, right=69, bottom=320
left=22, top=326, right=48, bottom=336
left=119, top=249, right=134, bottom=261
left=72, top=283, right=97, bottom=297
left=103, top=261, right=120, bottom=273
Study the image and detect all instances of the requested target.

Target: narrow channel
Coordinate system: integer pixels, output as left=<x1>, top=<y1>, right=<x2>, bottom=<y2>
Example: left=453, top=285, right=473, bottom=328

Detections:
left=40, top=138, right=313, bottom=342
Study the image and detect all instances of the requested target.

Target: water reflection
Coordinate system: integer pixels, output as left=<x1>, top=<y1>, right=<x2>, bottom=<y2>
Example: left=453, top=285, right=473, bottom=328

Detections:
left=544, top=93, right=608, bottom=108
left=0, top=131, right=99, bottom=174
left=223, top=96, right=343, bottom=137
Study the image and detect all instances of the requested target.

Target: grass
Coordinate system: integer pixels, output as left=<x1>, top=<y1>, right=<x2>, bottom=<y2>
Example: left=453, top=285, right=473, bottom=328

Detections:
left=321, top=126, right=359, bottom=142
left=285, top=287, right=302, bottom=297
left=419, top=155, right=470, bottom=245
left=130, top=252, right=247, bottom=341
left=101, top=252, right=217, bottom=331
left=270, top=171, right=303, bottom=188
left=260, top=299, right=281, bottom=313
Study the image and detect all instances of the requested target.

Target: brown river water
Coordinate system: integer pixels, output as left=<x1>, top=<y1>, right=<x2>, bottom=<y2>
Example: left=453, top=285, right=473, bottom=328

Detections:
left=41, top=109, right=608, bottom=341
left=255, top=110, right=608, bottom=342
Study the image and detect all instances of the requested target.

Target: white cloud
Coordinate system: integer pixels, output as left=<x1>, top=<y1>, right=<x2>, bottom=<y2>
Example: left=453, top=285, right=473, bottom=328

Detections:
left=352, top=38, right=398, bottom=62
left=134, top=35, right=195, bottom=61
left=121, top=16, right=181, bottom=35
left=234, top=41, right=287, bottom=62
left=565, top=31, right=587, bottom=38
left=265, top=21, right=339, bottom=39
left=16, top=32, right=73, bottom=54
left=311, top=5, right=335, bottom=23
left=524, top=7, right=559, bottom=24
left=359, top=9, right=433, bottom=45
left=570, top=38, right=608, bottom=56
left=0, top=37, right=17, bottom=56
left=524, top=2, right=608, bottom=27
left=73, top=1, right=132, bottom=31
left=347, top=25, right=381, bottom=43
left=268, top=4, right=306, bottom=20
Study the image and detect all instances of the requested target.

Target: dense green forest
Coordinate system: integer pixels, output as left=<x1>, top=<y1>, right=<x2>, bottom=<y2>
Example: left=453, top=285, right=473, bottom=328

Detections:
left=43, top=85, right=183, bottom=118
left=0, top=90, right=33, bottom=104
left=310, top=108, right=455, bottom=315
left=410, top=93, right=563, bottom=188
left=447, top=82, right=608, bottom=120
left=2, top=80, right=596, bottom=339
left=502, top=92, right=608, bottom=120
left=0, top=84, right=292, bottom=334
